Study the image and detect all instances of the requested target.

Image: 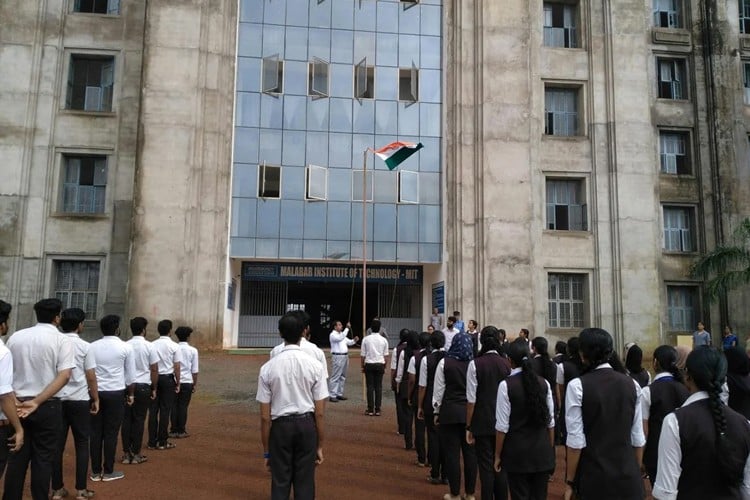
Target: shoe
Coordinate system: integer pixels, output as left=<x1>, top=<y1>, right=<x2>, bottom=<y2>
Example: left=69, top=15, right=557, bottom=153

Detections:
left=52, top=487, right=68, bottom=500
left=168, top=432, right=179, bottom=439
left=157, top=441, right=176, bottom=450
left=130, top=454, right=148, bottom=464
left=75, top=489, right=95, bottom=499
left=464, top=495, right=476, bottom=500
left=177, top=432, right=190, bottom=438
left=443, top=494, right=461, bottom=500
left=146, top=443, right=157, bottom=450
left=121, top=453, right=132, bottom=464
left=101, top=471, right=124, bottom=482
left=329, top=397, right=339, bottom=403
left=415, top=461, right=426, bottom=467
left=428, top=477, right=443, bottom=485
left=365, top=410, right=374, bottom=416
left=374, top=411, right=381, bottom=416
left=89, top=473, right=102, bottom=482
left=337, top=396, right=348, bottom=401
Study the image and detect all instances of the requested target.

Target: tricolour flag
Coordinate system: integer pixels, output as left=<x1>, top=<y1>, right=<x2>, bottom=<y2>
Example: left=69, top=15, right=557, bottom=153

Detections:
left=374, top=141, right=423, bottom=170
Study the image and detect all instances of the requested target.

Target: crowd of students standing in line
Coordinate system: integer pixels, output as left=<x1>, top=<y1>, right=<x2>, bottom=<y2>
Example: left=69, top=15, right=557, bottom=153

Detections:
left=0, top=298, right=199, bottom=500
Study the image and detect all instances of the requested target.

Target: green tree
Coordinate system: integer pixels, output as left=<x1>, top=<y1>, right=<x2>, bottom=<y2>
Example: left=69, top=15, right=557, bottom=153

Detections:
left=691, top=218, right=750, bottom=301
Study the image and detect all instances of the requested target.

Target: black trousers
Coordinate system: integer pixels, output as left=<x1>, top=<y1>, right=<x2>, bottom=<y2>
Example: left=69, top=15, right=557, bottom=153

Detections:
left=52, top=400, right=91, bottom=491
left=401, top=397, right=413, bottom=449
left=269, top=414, right=317, bottom=500
left=3, top=398, right=62, bottom=500
left=425, top=412, right=444, bottom=480
left=90, top=390, right=125, bottom=475
left=413, top=403, right=426, bottom=464
left=440, top=423, right=477, bottom=497
left=121, top=383, right=151, bottom=455
left=148, top=374, right=176, bottom=447
left=394, top=388, right=405, bottom=434
left=170, top=383, right=193, bottom=434
left=363, top=364, right=384, bottom=412
left=507, top=471, right=548, bottom=500
left=0, top=425, right=11, bottom=479
left=475, top=434, right=508, bottom=500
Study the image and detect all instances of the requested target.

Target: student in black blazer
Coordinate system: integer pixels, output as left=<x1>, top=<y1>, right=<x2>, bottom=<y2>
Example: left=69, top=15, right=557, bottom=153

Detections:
left=725, top=346, right=750, bottom=420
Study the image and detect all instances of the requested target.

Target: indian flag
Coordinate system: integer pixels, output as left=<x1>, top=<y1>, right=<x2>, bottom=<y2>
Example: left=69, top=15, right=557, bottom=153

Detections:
left=374, top=141, right=424, bottom=170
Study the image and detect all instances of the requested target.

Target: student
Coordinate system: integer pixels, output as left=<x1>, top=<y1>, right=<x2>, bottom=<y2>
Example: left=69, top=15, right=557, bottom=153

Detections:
left=563, top=328, right=645, bottom=500
left=395, top=331, right=419, bottom=450
left=328, top=320, right=357, bottom=403
left=365, top=318, right=388, bottom=341
left=433, top=333, right=478, bottom=500
left=724, top=346, right=750, bottom=419
left=692, top=321, right=711, bottom=348
left=493, top=341, right=555, bottom=500
left=653, top=347, right=750, bottom=499
left=147, top=319, right=181, bottom=450
left=640, top=345, right=689, bottom=487
left=418, top=331, right=447, bottom=485
left=518, top=329, right=530, bottom=345
left=170, top=326, right=199, bottom=438
left=553, top=341, right=567, bottom=365
left=392, top=329, right=409, bottom=435
left=407, top=331, right=431, bottom=465
left=555, top=337, right=582, bottom=444
left=466, top=327, right=511, bottom=500
left=530, top=337, right=559, bottom=453
left=270, top=311, right=328, bottom=380
left=466, top=320, right=480, bottom=356
left=51, top=308, right=98, bottom=500
left=723, top=325, right=739, bottom=351
left=625, top=344, right=650, bottom=388
left=0, top=301, right=24, bottom=478
left=360, top=323, right=390, bottom=416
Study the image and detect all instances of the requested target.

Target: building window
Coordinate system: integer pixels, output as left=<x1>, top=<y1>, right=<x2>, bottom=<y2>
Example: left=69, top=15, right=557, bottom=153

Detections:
left=545, top=87, right=579, bottom=136
left=543, top=3, right=577, bottom=48
left=742, top=0, right=750, bottom=34
left=258, top=163, right=281, bottom=198
left=548, top=273, right=586, bottom=328
left=546, top=179, right=587, bottom=231
left=352, top=170, right=374, bottom=201
left=66, top=56, right=114, bottom=112
left=653, top=0, right=683, bottom=28
left=657, top=58, right=687, bottom=100
left=54, top=261, right=100, bottom=320
left=262, top=55, right=283, bottom=95
left=663, top=206, right=695, bottom=252
left=398, top=171, right=419, bottom=203
left=354, top=58, right=375, bottom=100
left=659, top=131, right=691, bottom=175
left=308, top=58, right=329, bottom=99
left=744, top=62, right=750, bottom=105
left=61, top=155, right=107, bottom=213
left=667, top=285, right=698, bottom=332
left=399, top=64, right=419, bottom=103
left=73, top=0, right=119, bottom=14
left=305, top=165, right=327, bottom=200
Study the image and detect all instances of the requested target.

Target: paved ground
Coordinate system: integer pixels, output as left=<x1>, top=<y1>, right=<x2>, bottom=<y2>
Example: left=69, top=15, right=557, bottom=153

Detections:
left=45, top=351, right=650, bottom=499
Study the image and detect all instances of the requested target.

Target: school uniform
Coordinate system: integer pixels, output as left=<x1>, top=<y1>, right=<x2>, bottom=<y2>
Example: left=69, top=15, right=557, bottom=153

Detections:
left=496, top=368, right=555, bottom=500
left=727, top=372, right=750, bottom=420
left=531, top=355, right=559, bottom=440
left=653, top=391, right=750, bottom=500
left=467, top=351, right=511, bottom=500
left=395, top=349, right=414, bottom=449
left=555, top=359, right=580, bottom=442
left=407, top=348, right=428, bottom=463
left=0, top=341, right=14, bottom=480
left=420, top=348, right=446, bottom=482
left=392, top=343, right=407, bottom=434
left=170, top=341, right=199, bottom=436
left=328, top=328, right=355, bottom=400
left=3, top=323, right=75, bottom=500
left=271, top=338, right=329, bottom=379
left=147, top=335, right=181, bottom=448
left=565, top=363, right=645, bottom=500
left=121, top=335, right=159, bottom=459
left=628, top=369, right=651, bottom=388
left=361, top=333, right=389, bottom=414
left=641, top=372, right=689, bottom=486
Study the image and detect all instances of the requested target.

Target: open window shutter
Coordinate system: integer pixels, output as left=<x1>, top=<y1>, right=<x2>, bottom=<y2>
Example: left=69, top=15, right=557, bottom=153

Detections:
left=101, top=60, right=114, bottom=111
left=410, top=61, right=418, bottom=102
left=311, top=57, right=329, bottom=98
left=107, top=0, right=120, bottom=14
left=259, top=162, right=267, bottom=197
left=402, top=0, right=418, bottom=10
left=66, top=61, right=75, bottom=109
left=355, top=57, right=367, bottom=101
left=262, top=54, right=280, bottom=94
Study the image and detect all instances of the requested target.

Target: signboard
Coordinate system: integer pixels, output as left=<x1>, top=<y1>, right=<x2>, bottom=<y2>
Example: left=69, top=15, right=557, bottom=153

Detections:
left=432, top=281, right=445, bottom=313
left=242, top=262, right=422, bottom=285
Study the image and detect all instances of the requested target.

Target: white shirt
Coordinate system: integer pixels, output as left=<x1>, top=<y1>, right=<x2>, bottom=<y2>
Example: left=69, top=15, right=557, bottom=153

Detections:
left=495, top=367, right=555, bottom=432
left=442, top=327, right=459, bottom=351
left=432, top=358, right=447, bottom=411
left=329, top=328, right=355, bottom=354
left=58, top=333, right=96, bottom=401
left=361, top=333, right=390, bottom=365
left=395, top=350, right=407, bottom=384
left=652, top=391, right=750, bottom=500
left=256, top=344, right=329, bottom=419
left=641, top=372, right=673, bottom=420
left=177, top=342, right=199, bottom=384
left=0, top=341, right=13, bottom=420
left=151, top=336, right=181, bottom=375
left=7, top=323, right=75, bottom=398
left=556, top=362, right=565, bottom=385
left=419, top=348, right=444, bottom=388
left=88, top=336, right=136, bottom=392
left=391, top=347, right=399, bottom=370
left=466, top=350, right=499, bottom=404
left=271, top=338, right=329, bottom=379
left=564, top=363, right=646, bottom=449
left=128, top=335, right=159, bottom=384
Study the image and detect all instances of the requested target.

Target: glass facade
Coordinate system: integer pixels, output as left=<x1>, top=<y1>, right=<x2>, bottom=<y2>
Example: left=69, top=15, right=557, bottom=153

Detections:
left=231, top=0, right=442, bottom=263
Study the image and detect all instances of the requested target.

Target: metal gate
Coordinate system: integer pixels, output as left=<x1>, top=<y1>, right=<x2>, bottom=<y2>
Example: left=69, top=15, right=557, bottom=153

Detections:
left=238, top=280, right=287, bottom=347
left=378, top=284, right=423, bottom=347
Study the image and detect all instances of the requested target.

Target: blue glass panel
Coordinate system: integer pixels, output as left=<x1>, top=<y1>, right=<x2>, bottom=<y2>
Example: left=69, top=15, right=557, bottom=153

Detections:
left=307, top=98, right=330, bottom=132
left=306, top=131, right=329, bottom=166
left=353, top=98, right=375, bottom=134
left=236, top=57, right=261, bottom=92
left=419, top=204, right=440, bottom=243
left=285, top=27, right=308, bottom=61
left=259, top=129, right=282, bottom=164
left=327, top=168, right=352, bottom=200
left=374, top=134, right=397, bottom=170
left=421, top=5, right=442, bottom=36
left=329, top=98, right=353, bottom=133
left=398, top=2, right=420, bottom=34
left=303, top=240, right=326, bottom=259
left=420, top=69, right=441, bottom=103
left=376, top=2, right=399, bottom=34
left=331, top=30, right=354, bottom=64
left=373, top=241, right=397, bottom=262
left=282, top=130, right=306, bottom=166
left=256, top=199, right=281, bottom=237
left=398, top=102, right=420, bottom=136
left=262, top=25, right=285, bottom=57
left=398, top=34, right=420, bottom=67
left=374, top=67, right=398, bottom=100
left=283, top=95, right=307, bottom=130
left=232, top=163, right=258, bottom=198
left=304, top=202, right=327, bottom=239
left=375, top=100, right=398, bottom=135
left=329, top=133, right=353, bottom=168
left=350, top=203, right=374, bottom=243
left=236, top=92, right=260, bottom=128
left=256, top=239, right=280, bottom=258
left=262, top=0, right=285, bottom=25
left=420, top=103, right=441, bottom=137
left=286, top=0, right=308, bottom=26
left=280, top=200, right=305, bottom=238
left=419, top=172, right=440, bottom=204
left=351, top=134, right=375, bottom=167
left=354, top=31, right=376, bottom=63
left=373, top=203, right=397, bottom=242
left=397, top=204, right=419, bottom=242
left=309, top=0, right=332, bottom=28
left=330, top=64, right=353, bottom=98
left=279, top=239, right=303, bottom=259
left=350, top=241, right=373, bottom=261
left=238, top=24, right=262, bottom=57
left=420, top=36, right=441, bottom=70
left=331, top=0, right=354, bottom=31
left=397, top=243, right=419, bottom=262
left=419, top=243, right=441, bottom=263
left=281, top=166, right=305, bottom=200
left=309, top=28, right=331, bottom=62
left=260, top=94, right=283, bottom=128
left=231, top=197, right=257, bottom=236
left=376, top=33, right=399, bottom=67
left=421, top=0, right=442, bottom=5
left=373, top=170, right=397, bottom=202
left=240, top=0, right=263, bottom=23
left=230, top=237, right=256, bottom=257
left=326, top=241, right=351, bottom=260
left=419, top=137, right=440, bottom=171
left=233, top=127, right=260, bottom=163
left=283, top=60, right=307, bottom=96
left=327, top=202, right=351, bottom=240
left=354, top=0, right=376, bottom=32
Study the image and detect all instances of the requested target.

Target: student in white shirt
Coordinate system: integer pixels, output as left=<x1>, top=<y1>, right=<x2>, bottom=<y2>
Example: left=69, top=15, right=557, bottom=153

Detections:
left=4, top=298, right=75, bottom=500
left=0, top=301, right=24, bottom=478
left=51, top=308, right=98, bottom=500
left=442, top=316, right=460, bottom=351
left=87, top=315, right=135, bottom=482
left=121, top=317, right=158, bottom=465
left=360, top=326, right=390, bottom=416
left=147, top=319, right=181, bottom=450
left=169, top=327, right=199, bottom=439
left=269, top=311, right=328, bottom=379
left=328, top=321, right=358, bottom=402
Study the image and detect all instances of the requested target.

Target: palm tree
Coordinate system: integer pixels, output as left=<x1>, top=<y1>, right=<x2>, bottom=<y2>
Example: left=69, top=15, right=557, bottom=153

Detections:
left=691, top=218, right=750, bottom=301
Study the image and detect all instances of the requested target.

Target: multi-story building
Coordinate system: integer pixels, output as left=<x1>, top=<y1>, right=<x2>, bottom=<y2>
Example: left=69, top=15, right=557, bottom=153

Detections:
left=2, top=0, right=749, bottom=350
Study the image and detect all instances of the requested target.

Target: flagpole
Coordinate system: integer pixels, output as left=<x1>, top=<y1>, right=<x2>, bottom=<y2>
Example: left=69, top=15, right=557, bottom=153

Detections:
left=362, top=148, right=368, bottom=341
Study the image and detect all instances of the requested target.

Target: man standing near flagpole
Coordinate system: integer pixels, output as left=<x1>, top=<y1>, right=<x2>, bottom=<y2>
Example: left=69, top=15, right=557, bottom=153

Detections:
left=328, top=321, right=358, bottom=403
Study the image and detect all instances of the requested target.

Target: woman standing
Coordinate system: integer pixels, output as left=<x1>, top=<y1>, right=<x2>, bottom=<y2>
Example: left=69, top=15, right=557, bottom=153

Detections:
left=723, top=325, right=739, bottom=351
left=641, top=345, right=689, bottom=486
left=725, top=346, right=750, bottom=420
left=653, top=347, right=750, bottom=499
left=493, top=341, right=555, bottom=500
left=395, top=330, right=420, bottom=450
left=555, top=337, right=582, bottom=443
left=625, top=344, right=651, bottom=388
left=531, top=337, right=559, bottom=449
